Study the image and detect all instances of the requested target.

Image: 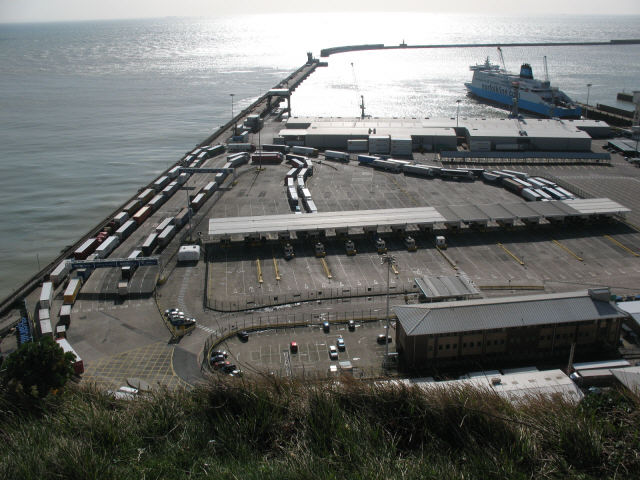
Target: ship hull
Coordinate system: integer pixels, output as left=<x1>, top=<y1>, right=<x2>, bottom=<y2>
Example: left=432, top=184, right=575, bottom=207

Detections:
left=465, top=83, right=582, bottom=118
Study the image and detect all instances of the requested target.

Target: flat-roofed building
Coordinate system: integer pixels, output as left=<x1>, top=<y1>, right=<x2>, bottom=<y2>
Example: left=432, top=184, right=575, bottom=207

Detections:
left=393, top=288, right=626, bottom=370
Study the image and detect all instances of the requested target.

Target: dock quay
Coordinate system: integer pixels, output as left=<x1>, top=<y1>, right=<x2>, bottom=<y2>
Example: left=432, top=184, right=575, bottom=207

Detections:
left=578, top=103, right=634, bottom=127
left=320, top=39, right=640, bottom=57
left=3, top=47, right=640, bottom=390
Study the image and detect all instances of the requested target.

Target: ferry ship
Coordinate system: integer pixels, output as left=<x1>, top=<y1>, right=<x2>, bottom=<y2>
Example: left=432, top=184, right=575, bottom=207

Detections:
left=464, top=55, right=581, bottom=118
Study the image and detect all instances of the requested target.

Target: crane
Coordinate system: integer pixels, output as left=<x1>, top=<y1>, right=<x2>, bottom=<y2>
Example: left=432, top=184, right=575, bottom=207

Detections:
left=497, top=46, right=507, bottom=72
left=351, top=62, right=368, bottom=119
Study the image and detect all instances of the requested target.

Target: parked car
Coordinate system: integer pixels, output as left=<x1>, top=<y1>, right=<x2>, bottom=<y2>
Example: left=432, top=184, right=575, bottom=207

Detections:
left=290, top=341, right=298, bottom=353
left=211, top=350, right=228, bottom=359
left=210, top=354, right=226, bottom=365
left=328, top=345, right=338, bottom=360
left=222, top=363, right=237, bottom=374
left=237, top=330, right=249, bottom=342
left=322, top=321, right=330, bottom=333
left=336, top=337, right=345, bottom=351
left=377, top=334, right=392, bottom=344
left=348, top=320, right=355, bottom=331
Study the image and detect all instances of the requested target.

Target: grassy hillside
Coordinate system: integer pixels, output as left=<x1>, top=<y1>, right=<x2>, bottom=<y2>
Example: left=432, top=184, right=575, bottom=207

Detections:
left=1, top=377, right=638, bottom=479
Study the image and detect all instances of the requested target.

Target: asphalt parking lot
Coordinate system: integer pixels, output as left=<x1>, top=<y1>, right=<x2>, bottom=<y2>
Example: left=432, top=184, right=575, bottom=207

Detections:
left=216, top=318, right=397, bottom=379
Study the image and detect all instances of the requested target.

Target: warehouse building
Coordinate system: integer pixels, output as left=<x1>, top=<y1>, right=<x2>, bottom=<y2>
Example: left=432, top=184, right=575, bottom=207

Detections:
left=393, top=288, right=626, bottom=370
left=280, top=116, right=606, bottom=153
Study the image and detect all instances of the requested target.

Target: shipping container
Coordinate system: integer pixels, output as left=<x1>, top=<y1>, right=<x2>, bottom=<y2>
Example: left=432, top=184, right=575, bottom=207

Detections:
left=123, top=199, right=142, bottom=215
left=191, top=192, right=206, bottom=211
left=148, top=193, right=166, bottom=211
left=372, top=159, right=402, bottom=172
left=300, top=187, right=312, bottom=201
left=287, top=187, right=299, bottom=205
left=521, top=188, right=542, bottom=202
left=202, top=181, right=218, bottom=197
left=214, top=172, right=228, bottom=184
left=94, top=235, right=119, bottom=259
left=542, top=187, right=566, bottom=200
left=155, top=217, right=174, bottom=233
left=533, top=177, right=557, bottom=187
left=63, top=278, right=82, bottom=305
left=390, top=136, right=413, bottom=155
left=137, top=188, right=155, bottom=204
left=207, top=144, right=225, bottom=156
left=262, top=144, right=289, bottom=154
left=305, top=199, right=318, bottom=213
left=534, top=188, right=553, bottom=201
left=291, top=146, right=318, bottom=157
left=141, top=232, right=158, bottom=256
left=174, top=207, right=191, bottom=227
left=501, top=169, right=529, bottom=179
left=227, top=152, right=249, bottom=168
left=482, top=171, right=500, bottom=183
left=158, top=225, right=176, bottom=247
left=133, top=205, right=152, bottom=225
left=251, top=151, right=283, bottom=164
left=161, top=181, right=179, bottom=198
left=176, top=172, right=189, bottom=185
left=324, top=150, right=350, bottom=162
left=440, top=168, right=473, bottom=180
left=287, top=177, right=295, bottom=188
left=50, top=260, right=71, bottom=286
left=39, top=308, right=50, bottom=322
left=369, top=135, right=390, bottom=154
left=226, top=143, right=254, bottom=152
left=113, top=211, right=129, bottom=227
left=74, top=238, right=98, bottom=260
left=167, top=165, right=181, bottom=179
left=56, top=338, right=84, bottom=375
left=502, top=178, right=524, bottom=193
left=403, top=164, right=434, bottom=177
left=115, top=219, right=137, bottom=241
left=305, top=158, right=314, bottom=175
left=554, top=186, right=575, bottom=199
left=152, top=175, right=170, bottom=191
left=527, top=178, right=546, bottom=189
left=513, top=178, right=533, bottom=189
left=357, top=154, right=378, bottom=164
left=40, top=319, right=53, bottom=337
left=59, top=304, right=72, bottom=324
left=39, top=282, right=54, bottom=309
left=121, top=249, right=142, bottom=280
left=286, top=153, right=307, bottom=163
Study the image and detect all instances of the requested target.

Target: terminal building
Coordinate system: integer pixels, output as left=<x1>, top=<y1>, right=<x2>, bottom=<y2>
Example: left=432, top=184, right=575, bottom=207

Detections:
left=279, top=117, right=611, bottom=153
left=393, top=289, right=627, bottom=370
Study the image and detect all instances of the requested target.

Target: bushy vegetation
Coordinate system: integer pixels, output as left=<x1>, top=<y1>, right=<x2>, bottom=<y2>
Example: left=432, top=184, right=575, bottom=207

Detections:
left=0, top=377, right=638, bottom=479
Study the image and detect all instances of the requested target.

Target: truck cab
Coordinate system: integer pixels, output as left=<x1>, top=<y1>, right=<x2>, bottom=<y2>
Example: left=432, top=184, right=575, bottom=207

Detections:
left=345, top=239, right=357, bottom=256
left=314, top=242, right=326, bottom=258
left=283, top=243, right=295, bottom=260
left=375, top=237, right=387, bottom=254
left=435, top=235, right=447, bottom=249
left=404, top=235, right=417, bottom=252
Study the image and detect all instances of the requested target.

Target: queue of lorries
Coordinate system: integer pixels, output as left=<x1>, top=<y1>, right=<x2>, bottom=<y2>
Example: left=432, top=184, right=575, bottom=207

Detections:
left=31, top=143, right=237, bottom=366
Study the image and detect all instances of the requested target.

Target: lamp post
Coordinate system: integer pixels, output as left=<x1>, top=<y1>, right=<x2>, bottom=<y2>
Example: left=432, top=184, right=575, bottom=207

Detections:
left=381, top=253, right=396, bottom=362
left=456, top=99, right=461, bottom=128
left=585, top=84, right=592, bottom=119
left=230, top=93, right=235, bottom=135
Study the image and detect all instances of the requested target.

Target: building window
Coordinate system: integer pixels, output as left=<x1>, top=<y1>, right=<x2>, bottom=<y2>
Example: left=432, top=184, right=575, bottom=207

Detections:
left=470, top=342, right=474, bottom=347
left=438, top=345, right=443, bottom=350
left=446, top=344, right=450, bottom=350
left=463, top=342, right=467, bottom=348
left=453, top=344, right=457, bottom=349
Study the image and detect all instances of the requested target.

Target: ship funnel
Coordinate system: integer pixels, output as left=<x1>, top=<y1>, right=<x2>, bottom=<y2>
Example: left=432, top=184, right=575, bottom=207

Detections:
left=519, top=63, right=533, bottom=79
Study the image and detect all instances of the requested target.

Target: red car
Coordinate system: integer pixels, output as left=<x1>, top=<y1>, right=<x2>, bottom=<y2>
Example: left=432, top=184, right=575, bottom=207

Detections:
left=290, top=341, right=298, bottom=353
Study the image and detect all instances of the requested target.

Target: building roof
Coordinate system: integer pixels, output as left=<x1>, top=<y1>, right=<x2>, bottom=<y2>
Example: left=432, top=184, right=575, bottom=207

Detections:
left=415, top=274, right=480, bottom=301
left=617, top=300, right=640, bottom=329
left=389, top=369, right=583, bottom=404
left=394, top=290, right=626, bottom=337
left=611, top=366, right=640, bottom=396
left=208, top=199, right=629, bottom=239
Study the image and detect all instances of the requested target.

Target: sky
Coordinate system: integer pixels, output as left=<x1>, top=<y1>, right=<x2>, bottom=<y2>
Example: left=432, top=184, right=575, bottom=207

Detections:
left=1, top=0, right=640, bottom=23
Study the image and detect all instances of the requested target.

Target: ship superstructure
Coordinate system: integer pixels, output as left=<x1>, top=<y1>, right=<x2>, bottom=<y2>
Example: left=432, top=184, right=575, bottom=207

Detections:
left=464, top=55, right=581, bottom=118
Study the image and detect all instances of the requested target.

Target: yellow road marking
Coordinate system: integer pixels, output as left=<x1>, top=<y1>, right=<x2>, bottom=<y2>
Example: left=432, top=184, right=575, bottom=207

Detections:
left=497, top=242, right=525, bottom=266
left=320, top=257, right=333, bottom=279
left=435, top=245, right=458, bottom=270
left=256, top=258, right=263, bottom=283
left=273, top=256, right=281, bottom=281
left=391, top=263, right=399, bottom=275
left=552, top=239, right=583, bottom=261
left=604, top=235, right=640, bottom=257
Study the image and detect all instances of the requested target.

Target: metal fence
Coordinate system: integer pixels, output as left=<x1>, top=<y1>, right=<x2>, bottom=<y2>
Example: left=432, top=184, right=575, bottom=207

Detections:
left=201, top=308, right=396, bottom=375
left=206, top=282, right=419, bottom=312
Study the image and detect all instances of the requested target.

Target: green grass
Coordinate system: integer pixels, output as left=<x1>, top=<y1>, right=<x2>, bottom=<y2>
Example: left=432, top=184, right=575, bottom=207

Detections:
left=0, top=377, right=638, bottom=479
